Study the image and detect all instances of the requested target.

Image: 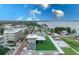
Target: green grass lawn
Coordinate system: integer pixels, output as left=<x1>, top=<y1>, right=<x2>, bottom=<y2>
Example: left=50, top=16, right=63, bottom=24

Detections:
left=62, top=48, right=77, bottom=55
left=61, top=37, right=79, bottom=52
left=0, top=45, right=10, bottom=55
left=36, top=36, right=57, bottom=51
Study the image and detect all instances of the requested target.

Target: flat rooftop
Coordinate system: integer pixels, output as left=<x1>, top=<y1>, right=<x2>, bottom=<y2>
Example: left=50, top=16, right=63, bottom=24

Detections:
left=27, top=34, right=46, bottom=41
left=4, top=28, right=22, bottom=33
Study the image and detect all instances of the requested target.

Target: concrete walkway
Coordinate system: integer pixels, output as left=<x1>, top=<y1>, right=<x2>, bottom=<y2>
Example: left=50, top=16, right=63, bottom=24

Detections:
left=60, top=37, right=79, bottom=54
left=54, top=37, right=79, bottom=55
left=70, top=47, right=79, bottom=54
left=48, top=35, right=64, bottom=54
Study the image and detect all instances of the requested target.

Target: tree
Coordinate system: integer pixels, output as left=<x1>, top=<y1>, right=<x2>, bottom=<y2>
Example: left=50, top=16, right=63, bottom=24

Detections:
left=71, top=29, right=76, bottom=34
left=54, top=27, right=65, bottom=34
left=65, top=27, right=71, bottom=34
left=0, top=45, right=10, bottom=55
left=42, top=24, right=48, bottom=28
left=50, top=28, right=53, bottom=33
left=0, top=28, right=4, bottom=34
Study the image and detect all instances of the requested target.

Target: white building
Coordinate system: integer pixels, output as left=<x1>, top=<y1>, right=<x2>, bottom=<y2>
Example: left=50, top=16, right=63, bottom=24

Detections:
left=20, top=27, right=27, bottom=34
left=15, top=24, right=26, bottom=28
left=61, top=31, right=68, bottom=35
left=3, top=26, right=23, bottom=47
left=26, top=34, right=46, bottom=51
left=15, top=25, right=28, bottom=34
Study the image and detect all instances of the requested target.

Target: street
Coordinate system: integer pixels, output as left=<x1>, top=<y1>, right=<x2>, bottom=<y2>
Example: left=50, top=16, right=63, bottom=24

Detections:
left=14, top=39, right=27, bottom=55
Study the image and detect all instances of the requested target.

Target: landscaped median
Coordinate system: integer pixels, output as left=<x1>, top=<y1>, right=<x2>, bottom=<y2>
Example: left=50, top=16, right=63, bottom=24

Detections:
left=61, top=47, right=77, bottom=55
left=61, top=37, right=79, bottom=54
left=36, top=36, right=57, bottom=51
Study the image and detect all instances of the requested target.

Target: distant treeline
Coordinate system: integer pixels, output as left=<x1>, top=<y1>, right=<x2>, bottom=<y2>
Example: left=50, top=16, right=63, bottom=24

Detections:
left=0, top=21, right=40, bottom=26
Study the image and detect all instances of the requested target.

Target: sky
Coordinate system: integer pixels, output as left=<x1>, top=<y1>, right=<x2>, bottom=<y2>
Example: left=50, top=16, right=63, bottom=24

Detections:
left=0, top=4, right=79, bottom=21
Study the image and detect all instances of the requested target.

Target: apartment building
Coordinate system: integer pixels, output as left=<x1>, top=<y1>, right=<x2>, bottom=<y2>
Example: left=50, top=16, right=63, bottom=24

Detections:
left=3, top=26, right=23, bottom=47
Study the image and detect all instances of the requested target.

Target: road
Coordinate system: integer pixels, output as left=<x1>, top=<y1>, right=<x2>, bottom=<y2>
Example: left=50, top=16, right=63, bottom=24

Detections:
left=14, top=39, right=27, bottom=55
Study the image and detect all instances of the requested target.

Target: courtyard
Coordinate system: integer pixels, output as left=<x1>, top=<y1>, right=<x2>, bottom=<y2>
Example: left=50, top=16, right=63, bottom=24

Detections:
left=36, top=36, right=57, bottom=51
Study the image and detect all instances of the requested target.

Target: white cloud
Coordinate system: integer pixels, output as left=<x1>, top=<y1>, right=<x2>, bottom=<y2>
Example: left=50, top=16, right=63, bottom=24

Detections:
left=26, top=17, right=32, bottom=21
left=31, top=8, right=41, bottom=14
left=52, top=9, right=64, bottom=18
left=17, top=17, right=23, bottom=21
left=30, top=8, right=41, bottom=21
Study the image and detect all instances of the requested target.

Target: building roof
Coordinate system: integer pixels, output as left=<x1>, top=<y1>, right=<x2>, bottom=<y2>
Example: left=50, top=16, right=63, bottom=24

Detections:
left=4, top=28, right=22, bottom=33
left=27, top=34, right=46, bottom=40
left=37, top=36, right=46, bottom=40
left=27, top=34, right=37, bottom=38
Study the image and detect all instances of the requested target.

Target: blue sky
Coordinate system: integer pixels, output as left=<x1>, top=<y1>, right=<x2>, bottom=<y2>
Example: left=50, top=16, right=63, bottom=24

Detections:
left=0, top=4, right=79, bottom=21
